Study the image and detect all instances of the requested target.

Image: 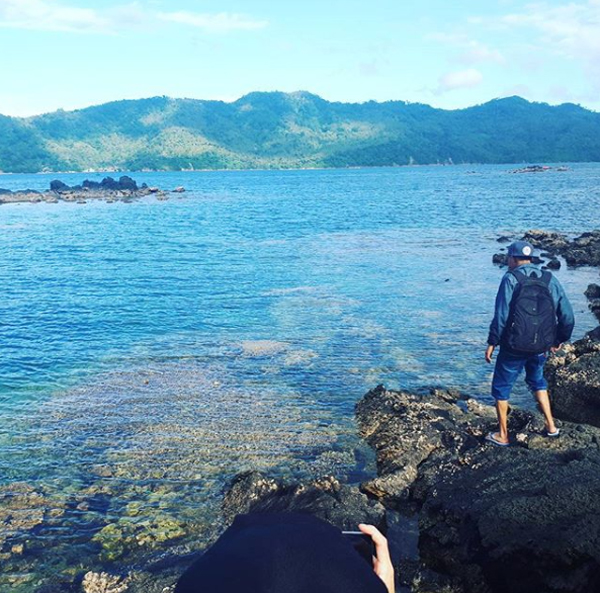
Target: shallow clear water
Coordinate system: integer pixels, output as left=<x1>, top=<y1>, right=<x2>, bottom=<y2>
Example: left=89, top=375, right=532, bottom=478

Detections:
left=1, top=164, right=599, bottom=590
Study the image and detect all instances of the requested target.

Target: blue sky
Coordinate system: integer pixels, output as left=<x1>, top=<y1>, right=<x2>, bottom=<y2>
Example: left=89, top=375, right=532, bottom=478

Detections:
left=1, top=0, right=600, bottom=116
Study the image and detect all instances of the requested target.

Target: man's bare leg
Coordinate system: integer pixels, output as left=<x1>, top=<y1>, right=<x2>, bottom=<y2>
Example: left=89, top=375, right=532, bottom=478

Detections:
left=535, top=389, right=557, bottom=434
left=494, top=400, right=510, bottom=443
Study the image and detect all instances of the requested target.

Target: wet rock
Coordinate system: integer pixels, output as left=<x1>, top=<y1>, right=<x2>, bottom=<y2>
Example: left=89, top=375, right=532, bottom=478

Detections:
left=81, top=571, right=130, bottom=593
left=356, top=385, right=485, bottom=504
left=172, top=186, right=185, bottom=193
left=50, top=179, right=70, bottom=192
left=586, top=284, right=600, bottom=300
left=562, top=231, right=600, bottom=267
left=118, top=176, right=138, bottom=191
left=492, top=253, right=507, bottom=266
left=92, top=514, right=187, bottom=561
left=545, top=329, right=600, bottom=428
left=544, top=258, right=561, bottom=270
left=521, top=229, right=569, bottom=253
left=585, top=284, right=600, bottom=322
left=222, top=471, right=385, bottom=531
left=1, top=177, right=175, bottom=205
left=495, top=229, right=600, bottom=267
left=509, top=165, right=550, bottom=173
left=355, top=385, right=600, bottom=593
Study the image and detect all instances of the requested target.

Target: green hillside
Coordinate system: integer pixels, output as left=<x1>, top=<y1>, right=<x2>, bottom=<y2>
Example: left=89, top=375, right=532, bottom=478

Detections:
left=1, top=92, right=599, bottom=173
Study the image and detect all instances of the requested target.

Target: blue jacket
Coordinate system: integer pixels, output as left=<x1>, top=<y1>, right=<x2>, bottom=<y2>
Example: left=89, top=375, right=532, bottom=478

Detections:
left=487, top=263, right=575, bottom=348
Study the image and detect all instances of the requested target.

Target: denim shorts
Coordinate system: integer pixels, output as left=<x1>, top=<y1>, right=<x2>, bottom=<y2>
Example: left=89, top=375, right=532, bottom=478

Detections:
left=491, top=348, right=548, bottom=401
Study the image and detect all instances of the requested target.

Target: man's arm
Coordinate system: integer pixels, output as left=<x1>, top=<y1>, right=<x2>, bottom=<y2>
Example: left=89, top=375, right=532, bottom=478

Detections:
left=487, top=273, right=516, bottom=348
left=552, top=279, right=575, bottom=345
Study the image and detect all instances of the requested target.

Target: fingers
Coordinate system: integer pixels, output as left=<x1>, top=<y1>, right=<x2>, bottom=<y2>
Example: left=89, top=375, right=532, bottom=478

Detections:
left=358, top=524, right=395, bottom=593
left=358, top=524, right=391, bottom=563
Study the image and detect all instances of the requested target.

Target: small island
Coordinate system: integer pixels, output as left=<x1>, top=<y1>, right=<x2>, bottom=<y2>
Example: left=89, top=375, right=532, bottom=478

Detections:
left=0, top=176, right=185, bottom=205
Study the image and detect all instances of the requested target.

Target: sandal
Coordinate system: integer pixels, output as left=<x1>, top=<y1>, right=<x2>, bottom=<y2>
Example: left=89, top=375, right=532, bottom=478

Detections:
left=485, top=432, right=510, bottom=447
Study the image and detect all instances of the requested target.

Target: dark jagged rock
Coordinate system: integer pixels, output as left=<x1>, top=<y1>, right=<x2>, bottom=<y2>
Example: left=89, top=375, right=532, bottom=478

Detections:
left=355, top=385, right=600, bottom=593
left=82, top=179, right=101, bottom=190
left=492, top=252, right=544, bottom=267
left=222, top=471, right=385, bottom=532
left=585, top=284, right=600, bottom=322
left=562, top=231, right=600, bottom=267
left=509, top=165, right=550, bottom=174
left=491, top=253, right=507, bottom=266
left=514, top=229, right=600, bottom=267
left=544, top=258, right=561, bottom=270
left=1, top=176, right=170, bottom=205
left=521, top=229, right=569, bottom=253
left=50, top=179, right=69, bottom=192
left=545, top=328, right=600, bottom=428
left=100, top=176, right=121, bottom=191
left=118, top=176, right=138, bottom=191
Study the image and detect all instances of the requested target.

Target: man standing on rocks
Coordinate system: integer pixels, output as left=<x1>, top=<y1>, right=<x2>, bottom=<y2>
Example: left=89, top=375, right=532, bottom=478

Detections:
left=485, top=240, right=574, bottom=445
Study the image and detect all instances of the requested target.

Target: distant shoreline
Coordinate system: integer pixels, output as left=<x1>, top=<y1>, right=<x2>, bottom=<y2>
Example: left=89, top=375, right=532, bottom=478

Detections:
left=0, top=161, right=583, bottom=177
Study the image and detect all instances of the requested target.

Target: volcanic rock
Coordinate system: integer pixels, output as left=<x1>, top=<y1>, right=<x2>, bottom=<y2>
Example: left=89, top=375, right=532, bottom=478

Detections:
left=355, top=385, right=600, bottom=593
left=521, top=229, right=569, bottom=253
left=222, top=471, right=385, bottom=531
left=545, top=328, right=600, bottom=428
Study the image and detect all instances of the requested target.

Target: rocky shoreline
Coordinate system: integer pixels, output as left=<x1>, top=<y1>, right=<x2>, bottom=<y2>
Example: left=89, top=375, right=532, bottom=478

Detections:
left=203, top=229, right=600, bottom=593
left=0, top=176, right=185, bottom=205
left=4, top=228, right=600, bottom=593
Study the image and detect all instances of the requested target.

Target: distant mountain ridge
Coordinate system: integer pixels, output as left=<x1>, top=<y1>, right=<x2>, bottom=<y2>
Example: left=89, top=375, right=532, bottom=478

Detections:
left=1, top=92, right=600, bottom=173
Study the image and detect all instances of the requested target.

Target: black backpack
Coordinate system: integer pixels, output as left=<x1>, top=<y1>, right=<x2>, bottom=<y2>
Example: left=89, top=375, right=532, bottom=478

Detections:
left=504, top=270, right=557, bottom=353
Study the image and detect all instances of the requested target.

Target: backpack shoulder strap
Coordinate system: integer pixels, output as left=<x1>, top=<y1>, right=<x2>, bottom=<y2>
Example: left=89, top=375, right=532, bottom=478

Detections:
left=509, top=269, right=528, bottom=284
left=540, top=270, right=552, bottom=286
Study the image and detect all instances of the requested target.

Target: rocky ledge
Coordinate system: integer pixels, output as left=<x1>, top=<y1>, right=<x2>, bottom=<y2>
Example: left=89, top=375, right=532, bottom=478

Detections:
left=355, top=384, right=600, bottom=593
left=494, top=228, right=600, bottom=269
left=545, top=326, right=600, bottom=428
left=0, top=176, right=185, bottom=205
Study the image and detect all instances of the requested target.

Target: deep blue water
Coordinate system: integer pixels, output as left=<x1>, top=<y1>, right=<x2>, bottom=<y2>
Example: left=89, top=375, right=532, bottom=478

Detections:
left=1, top=164, right=599, bottom=589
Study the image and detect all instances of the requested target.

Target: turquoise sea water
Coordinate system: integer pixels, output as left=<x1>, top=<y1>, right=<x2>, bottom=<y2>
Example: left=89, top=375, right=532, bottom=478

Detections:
left=1, top=165, right=599, bottom=590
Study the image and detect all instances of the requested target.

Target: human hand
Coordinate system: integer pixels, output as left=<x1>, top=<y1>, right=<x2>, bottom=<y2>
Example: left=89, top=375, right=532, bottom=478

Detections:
left=550, top=344, right=563, bottom=353
left=358, top=524, right=395, bottom=593
left=485, top=345, right=495, bottom=363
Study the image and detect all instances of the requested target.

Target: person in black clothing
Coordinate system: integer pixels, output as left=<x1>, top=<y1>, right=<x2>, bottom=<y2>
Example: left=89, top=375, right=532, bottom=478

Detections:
left=174, top=512, right=395, bottom=593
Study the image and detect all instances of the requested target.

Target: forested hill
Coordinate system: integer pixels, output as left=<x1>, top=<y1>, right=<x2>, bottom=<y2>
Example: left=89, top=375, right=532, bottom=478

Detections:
left=2, top=92, right=600, bottom=173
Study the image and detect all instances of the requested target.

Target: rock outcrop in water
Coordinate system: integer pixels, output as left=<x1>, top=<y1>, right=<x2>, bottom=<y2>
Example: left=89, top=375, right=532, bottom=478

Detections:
left=494, top=229, right=600, bottom=268
left=545, top=326, right=600, bottom=429
left=355, top=385, right=600, bottom=593
left=0, top=176, right=181, bottom=205
left=221, top=471, right=386, bottom=531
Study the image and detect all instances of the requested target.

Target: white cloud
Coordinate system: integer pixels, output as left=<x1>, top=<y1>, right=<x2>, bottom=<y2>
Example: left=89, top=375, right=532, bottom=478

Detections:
left=498, top=2, right=600, bottom=73
left=0, top=0, right=109, bottom=33
left=437, top=68, right=483, bottom=93
left=157, top=11, right=268, bottom=33
left=0, top=1, right=268, bottom=35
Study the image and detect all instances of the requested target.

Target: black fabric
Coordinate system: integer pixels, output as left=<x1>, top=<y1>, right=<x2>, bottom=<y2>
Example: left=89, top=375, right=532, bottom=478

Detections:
left=175, top=512, right=387, bottom=593
left=504, top=269, right=557, bottom=354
